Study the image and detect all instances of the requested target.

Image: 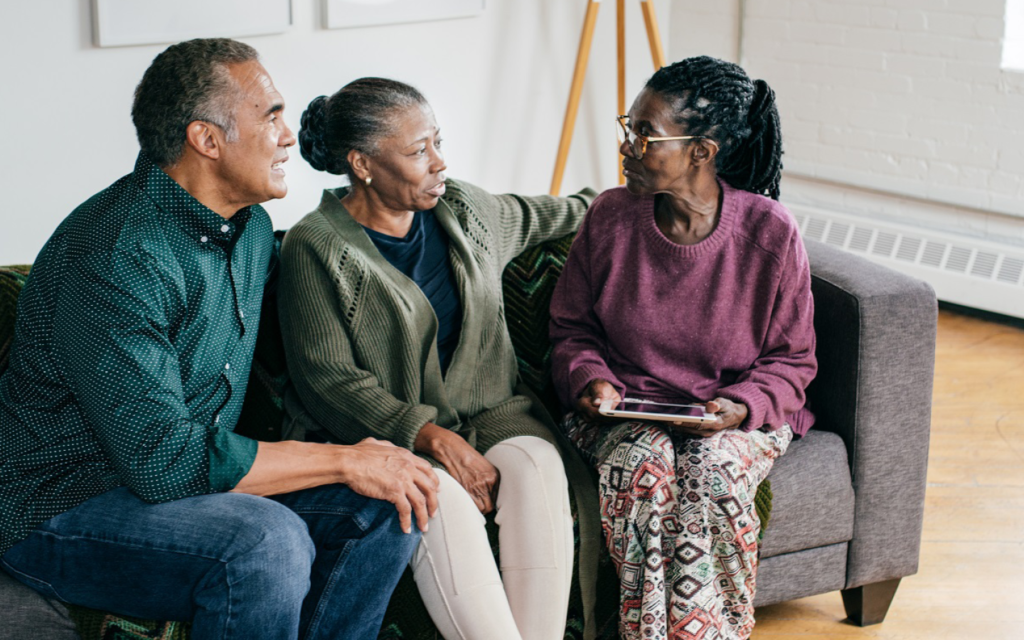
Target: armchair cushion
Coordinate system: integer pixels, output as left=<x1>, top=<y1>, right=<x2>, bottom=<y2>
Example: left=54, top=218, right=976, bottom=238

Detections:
left=759, top=430, right=855, bottom=559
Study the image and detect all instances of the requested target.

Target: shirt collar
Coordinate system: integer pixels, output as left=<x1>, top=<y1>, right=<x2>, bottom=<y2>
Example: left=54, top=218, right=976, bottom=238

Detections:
left=132, top=152, right=253, bottom=248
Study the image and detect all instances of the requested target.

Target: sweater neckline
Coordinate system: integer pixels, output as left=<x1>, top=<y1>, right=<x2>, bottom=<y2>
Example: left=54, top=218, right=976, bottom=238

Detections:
left=638, top=178, right=738, bottom=258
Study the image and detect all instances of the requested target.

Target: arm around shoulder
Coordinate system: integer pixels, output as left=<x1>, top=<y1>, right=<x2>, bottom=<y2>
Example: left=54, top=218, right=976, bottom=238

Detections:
left=447, top=179, right=598, bottom=265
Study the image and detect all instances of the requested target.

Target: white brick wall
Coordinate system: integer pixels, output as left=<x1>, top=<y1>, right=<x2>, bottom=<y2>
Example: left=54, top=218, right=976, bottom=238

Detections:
left=669, top=0, right=1024, bottom=246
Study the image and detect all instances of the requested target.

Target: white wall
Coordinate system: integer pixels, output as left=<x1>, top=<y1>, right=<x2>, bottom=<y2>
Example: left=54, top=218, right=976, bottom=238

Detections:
left=0, top=0, right=670, bottom=263
left=670, top=0, right=1024, bottom=246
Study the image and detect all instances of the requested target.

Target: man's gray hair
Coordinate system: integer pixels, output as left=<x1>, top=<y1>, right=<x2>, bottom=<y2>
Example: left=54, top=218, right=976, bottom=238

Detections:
left=131, top=38, right=259, bottom=167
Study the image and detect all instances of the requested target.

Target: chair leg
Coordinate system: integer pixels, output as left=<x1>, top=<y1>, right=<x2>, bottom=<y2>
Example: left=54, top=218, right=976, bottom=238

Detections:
left=841, top=578, right=901, bottom=626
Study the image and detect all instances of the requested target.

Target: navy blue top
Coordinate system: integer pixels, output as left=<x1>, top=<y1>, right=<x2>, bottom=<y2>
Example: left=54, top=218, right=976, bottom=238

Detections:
left=363, top=211, right=463, bottom=374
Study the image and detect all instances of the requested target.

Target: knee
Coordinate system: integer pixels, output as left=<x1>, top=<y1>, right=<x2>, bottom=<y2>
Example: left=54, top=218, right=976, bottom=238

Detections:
left=361, top=498, right=423, bottom=561
left=601, top=425, right=675, bottom=493
left=224, top=496, right=315, bottom=586
left=487, top=437, right=568, bottom=494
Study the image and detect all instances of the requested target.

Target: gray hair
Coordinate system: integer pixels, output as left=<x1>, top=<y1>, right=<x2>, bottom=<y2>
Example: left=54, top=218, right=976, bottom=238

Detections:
left=299, top=77, right=427, bottom=178
left=131, top=38, right=259, bottom=167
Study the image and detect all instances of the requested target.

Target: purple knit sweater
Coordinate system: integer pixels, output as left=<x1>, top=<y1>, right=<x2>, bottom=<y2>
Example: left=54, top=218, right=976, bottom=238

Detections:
left=549, top=182, right=817, bottom=437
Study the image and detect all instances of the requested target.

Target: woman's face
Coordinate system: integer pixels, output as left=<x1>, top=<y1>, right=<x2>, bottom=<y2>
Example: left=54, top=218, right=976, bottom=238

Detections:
left=364, top=103, right=447, bottom=213
left=620, top=88, right=702, bottom=196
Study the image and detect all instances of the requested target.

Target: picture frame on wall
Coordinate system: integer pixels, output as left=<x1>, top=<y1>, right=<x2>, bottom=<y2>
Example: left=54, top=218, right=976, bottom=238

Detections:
left=323, top=0, right=485, bottom=30
left=92, top=0, right=292, bottom=48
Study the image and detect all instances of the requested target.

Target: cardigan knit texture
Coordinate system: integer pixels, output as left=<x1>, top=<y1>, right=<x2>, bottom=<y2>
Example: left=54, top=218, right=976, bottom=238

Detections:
left=549, top=182, right=817, bottom=437
left=278, top=179, right=596, bottom=454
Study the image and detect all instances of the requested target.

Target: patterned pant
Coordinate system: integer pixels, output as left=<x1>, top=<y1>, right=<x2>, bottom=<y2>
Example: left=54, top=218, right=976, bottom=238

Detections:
left=563, top=415, right=792, bottom=640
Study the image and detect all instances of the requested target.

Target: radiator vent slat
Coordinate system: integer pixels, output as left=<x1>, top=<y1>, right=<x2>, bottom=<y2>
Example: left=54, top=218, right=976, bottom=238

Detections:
left=805, top=218, right=827, bottom=242
left=971, top=251, right=998, bottom=279
left=873, top=232, right=897, bottom=258
left=921, top=241, right=947, bottom=268
left=849, top=227, right=873, bottom=252
left=826, top=222, right=850, bottom=247
left=998, top=258, right=1024, bottom=284
left=896, top=236, right=922, bottom=262
left=946, top=246, right=972, bottom=273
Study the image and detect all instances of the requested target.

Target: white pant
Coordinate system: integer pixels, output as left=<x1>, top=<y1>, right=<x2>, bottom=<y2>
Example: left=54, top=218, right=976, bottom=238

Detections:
left=411, top=436, right=574, bottom=640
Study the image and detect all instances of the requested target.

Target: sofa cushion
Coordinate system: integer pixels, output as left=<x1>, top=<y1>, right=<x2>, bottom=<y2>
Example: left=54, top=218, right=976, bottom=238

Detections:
left=0, top=568, right=79, bottom=640
left=759, top=429, right=855, bottom=559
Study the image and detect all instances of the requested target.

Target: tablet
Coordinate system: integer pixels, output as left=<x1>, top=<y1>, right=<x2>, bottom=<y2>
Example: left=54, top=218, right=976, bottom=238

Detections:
left=598, top=397, right=719, bottom=424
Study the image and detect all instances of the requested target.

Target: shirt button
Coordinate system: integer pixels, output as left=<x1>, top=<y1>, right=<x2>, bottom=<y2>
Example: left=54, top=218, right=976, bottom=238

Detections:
left=200, top=236, right=208, bottom=243
left=221, top=225, right=230, bottom=233
left=225, top=363, right=231, bottom=370
left=239, top=310, right=245, bottom=319
left=215, top=415, right=221, bottom=423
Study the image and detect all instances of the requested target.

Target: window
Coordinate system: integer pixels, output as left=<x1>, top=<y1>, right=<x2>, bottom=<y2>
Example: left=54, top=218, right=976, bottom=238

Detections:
left=1004, top=0, right=1024, bottom=70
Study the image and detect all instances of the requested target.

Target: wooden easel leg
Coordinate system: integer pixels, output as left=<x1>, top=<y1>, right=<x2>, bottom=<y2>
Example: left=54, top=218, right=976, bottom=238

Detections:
left=640, top=0, right=666, bottom=69
left=617, top=0, right=626, bottom=185
left=550, top=0, right=601, bottom=196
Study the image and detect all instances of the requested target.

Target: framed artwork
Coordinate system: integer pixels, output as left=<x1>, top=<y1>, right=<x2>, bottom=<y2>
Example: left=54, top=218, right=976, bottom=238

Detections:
left=323, top=0, right=484, bottom=30
left=92, top=0, right=292, bottom=48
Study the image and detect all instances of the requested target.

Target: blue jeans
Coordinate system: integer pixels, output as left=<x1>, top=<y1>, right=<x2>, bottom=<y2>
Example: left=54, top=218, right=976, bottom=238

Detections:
left=0, top=485, right=419, bottom=640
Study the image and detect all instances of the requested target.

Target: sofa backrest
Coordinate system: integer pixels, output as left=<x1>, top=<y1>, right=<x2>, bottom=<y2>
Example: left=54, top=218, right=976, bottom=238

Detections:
left=0, top=266, right=31, bottom=374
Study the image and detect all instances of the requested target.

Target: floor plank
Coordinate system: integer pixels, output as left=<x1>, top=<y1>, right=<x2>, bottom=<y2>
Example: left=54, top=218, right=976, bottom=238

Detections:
left=751, top=309, right=1024, bottom=639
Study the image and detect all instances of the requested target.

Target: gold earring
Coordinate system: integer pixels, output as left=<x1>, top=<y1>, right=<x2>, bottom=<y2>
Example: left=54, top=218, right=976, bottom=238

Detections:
left=365, top=176, right=372, bottom=186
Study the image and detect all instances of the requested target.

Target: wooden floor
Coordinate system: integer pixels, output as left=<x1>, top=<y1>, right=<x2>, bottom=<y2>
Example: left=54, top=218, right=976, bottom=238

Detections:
left=751, top=308, right=1024, bottom=639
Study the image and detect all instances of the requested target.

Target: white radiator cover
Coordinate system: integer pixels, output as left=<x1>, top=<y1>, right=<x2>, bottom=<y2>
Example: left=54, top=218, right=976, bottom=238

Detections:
left=789, top=204, right=1024, bottom=320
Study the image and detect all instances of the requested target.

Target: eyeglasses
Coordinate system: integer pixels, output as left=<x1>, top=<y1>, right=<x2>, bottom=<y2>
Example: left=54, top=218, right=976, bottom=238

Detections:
left=616, top=115, right=716, bottom=160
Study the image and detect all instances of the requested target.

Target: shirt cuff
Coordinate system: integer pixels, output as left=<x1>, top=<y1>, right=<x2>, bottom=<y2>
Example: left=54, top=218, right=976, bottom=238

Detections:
left=715, top=381, right=769, bottom=433
left=208, top=428, right=259, bottom=493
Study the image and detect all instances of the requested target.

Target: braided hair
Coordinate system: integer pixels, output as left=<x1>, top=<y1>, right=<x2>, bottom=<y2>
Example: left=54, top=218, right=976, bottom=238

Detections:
left=299, top=78, right=427, bottom=179
left=646, top=56, right=783, bottom=200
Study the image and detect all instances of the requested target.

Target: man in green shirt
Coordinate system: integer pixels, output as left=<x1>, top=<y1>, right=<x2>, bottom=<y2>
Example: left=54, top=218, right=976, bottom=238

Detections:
left=0, top=38, right=438, bottom=639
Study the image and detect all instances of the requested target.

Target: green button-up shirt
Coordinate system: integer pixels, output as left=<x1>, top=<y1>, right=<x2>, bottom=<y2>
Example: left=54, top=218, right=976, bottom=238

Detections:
left=0, top=154, right=272, bottom=556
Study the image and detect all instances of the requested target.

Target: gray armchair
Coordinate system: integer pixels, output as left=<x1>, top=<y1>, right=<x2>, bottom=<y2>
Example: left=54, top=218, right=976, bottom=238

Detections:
left=754, top=238, right=937, bottom=625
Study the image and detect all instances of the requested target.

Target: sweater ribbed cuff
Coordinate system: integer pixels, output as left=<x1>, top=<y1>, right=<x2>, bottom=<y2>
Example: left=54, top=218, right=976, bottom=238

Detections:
left=569, top=363, right=625, bottom=405
left=715, top=381, right=768, bottom=433
left=392, top=404, right=440, bottom=451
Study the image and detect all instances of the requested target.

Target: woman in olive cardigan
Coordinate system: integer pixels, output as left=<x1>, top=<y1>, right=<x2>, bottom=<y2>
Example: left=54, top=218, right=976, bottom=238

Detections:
left=278, top=78, right=596, bottom=640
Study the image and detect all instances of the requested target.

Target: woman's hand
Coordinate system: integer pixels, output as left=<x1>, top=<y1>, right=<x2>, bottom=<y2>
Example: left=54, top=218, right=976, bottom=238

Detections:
left=576, top=378, right=622, bottom=421
left=673, top=397, right=748, bottom=437
left=415, top=423, right=500, bottom=514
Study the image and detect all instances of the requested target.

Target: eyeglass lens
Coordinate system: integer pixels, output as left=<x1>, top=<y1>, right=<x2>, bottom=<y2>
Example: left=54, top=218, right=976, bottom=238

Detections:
left=617, top=117, right=645, bottom=159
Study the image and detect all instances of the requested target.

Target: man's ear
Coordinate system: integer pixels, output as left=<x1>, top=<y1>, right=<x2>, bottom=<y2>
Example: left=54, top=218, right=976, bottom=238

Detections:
left=184, top=121, right=221, bottom=160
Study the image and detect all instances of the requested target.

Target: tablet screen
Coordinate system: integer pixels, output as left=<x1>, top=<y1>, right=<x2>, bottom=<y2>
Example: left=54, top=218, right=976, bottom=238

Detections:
left=618, top=400, right=706, bottom=418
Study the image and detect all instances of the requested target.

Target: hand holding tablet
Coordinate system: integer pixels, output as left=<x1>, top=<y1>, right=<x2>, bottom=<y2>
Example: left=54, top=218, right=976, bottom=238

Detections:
left=598, top=397, right=719, bottom=425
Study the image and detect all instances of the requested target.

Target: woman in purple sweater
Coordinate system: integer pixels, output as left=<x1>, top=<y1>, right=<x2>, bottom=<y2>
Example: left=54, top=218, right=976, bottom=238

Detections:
left=549, top=56, right=817, bottom=640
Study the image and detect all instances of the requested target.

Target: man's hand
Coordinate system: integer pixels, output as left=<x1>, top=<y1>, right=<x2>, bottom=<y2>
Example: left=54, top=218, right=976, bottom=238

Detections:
left=338, top=437, right=440, bottom=534
left=576, top=378, right=622, bottom=422
left=415, top=423, right=499, bottom=514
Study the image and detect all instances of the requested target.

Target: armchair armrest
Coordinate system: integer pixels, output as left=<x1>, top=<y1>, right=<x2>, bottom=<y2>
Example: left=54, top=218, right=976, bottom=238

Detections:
left=804, top=239, right=936, bottom=589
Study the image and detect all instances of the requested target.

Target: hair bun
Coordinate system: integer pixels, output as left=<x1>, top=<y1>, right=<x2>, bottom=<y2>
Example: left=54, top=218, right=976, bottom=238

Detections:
left=299, top=95, right=342, bottom=175
left=747, top=79, right=775, bottom=127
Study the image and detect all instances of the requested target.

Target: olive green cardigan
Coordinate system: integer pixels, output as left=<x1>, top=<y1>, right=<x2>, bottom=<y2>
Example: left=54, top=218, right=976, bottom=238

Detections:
left=277, top=178, right=595, bottom=451
left=278, top=178, right=602, bottom=636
